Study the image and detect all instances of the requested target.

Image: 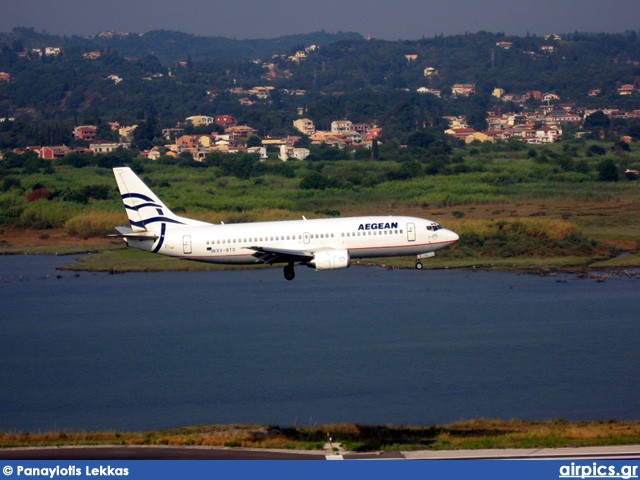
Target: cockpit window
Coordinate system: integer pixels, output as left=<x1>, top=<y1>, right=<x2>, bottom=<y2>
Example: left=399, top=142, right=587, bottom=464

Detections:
left=427, top=223, right=443, bottom=231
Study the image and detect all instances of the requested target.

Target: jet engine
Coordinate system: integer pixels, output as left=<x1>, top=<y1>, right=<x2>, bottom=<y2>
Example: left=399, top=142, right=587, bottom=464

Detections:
left=308, top=249, right=350, bottom=270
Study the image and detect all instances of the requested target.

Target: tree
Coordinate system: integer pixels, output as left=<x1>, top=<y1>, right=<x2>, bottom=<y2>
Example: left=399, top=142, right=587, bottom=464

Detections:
left=467, top=109, right=488, bottom=132
left=584, top=111, right=610, bottom=130
left=597, top=158, right=619, bottom=182
left=406, top=131, right=435, bottom=149
left=246, top=135, right=262, bottom=148
left=132, top=114, right=159, bottom=150
left=587, top=144, right=606, bottom=156
left=371, top=139, right=379, bottom=160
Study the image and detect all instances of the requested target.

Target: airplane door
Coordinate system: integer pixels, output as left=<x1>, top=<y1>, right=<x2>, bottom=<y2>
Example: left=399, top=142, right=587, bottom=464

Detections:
left=407, top=223, right=416, bottom=242
left=303, top=232, right=310, bottom=244
left=183, top=235, right=192, bottom=254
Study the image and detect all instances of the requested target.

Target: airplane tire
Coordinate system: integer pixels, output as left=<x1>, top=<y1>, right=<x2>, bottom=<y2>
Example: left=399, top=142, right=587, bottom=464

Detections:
left=415, top=261, right=423, bottom=270
left=284, top=264, right=295, bottom=281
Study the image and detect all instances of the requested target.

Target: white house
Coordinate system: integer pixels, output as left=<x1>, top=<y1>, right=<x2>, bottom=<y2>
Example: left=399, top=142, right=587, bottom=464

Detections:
left=331, top=120, right=353, bottom=134
left=279, top=144, right=310, bottom=161
left=186, top=115, right=214, bottom=127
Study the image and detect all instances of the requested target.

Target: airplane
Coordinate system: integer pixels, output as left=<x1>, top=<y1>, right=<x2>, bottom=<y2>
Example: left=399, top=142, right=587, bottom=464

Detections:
left=111, top=166, right=459, bottom=280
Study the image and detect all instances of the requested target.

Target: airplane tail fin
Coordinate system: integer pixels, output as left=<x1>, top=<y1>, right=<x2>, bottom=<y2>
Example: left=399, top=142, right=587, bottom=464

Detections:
left=113, top=167, right=208, bottom=232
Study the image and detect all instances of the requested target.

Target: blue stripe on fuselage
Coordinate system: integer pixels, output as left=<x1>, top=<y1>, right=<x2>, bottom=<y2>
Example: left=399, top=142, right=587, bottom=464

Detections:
left=152, top=223, right=166, bottom=253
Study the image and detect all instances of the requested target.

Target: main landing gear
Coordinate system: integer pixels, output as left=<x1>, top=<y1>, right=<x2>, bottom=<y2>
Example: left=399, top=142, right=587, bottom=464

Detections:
left=284, top=263, right=295, bottom=281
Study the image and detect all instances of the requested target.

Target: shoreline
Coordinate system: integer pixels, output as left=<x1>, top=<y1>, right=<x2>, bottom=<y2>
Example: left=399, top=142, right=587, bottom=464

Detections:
left=2, top=243, right=640, bottom=279
left=2, top=420, right=640, bottom=452
left=2, top=227, right=640, bottom=277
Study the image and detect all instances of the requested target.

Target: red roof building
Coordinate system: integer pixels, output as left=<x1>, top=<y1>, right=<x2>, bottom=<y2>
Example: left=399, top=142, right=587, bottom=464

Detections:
left=73, top=125, right=97, bottom=141
left=215, top=115, right=236, bottom=127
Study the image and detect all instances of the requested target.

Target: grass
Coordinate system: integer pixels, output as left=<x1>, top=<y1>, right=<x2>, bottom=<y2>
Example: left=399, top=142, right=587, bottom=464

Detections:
left=366, top=255, right=605, bottom=271
left=2, top=420, right=639, bottom=452
left=2, top=153, right=640, bottom=272
left=0, top=244, right=120, bottom=256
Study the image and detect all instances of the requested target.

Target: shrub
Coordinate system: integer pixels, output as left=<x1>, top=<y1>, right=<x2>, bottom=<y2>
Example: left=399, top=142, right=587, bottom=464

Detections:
left=26, top=188, right=52, bottom=202
left=19, top=201, right=80, bottom=229
left=64, top=210, right=128, bottom=237
left=0, top=192, right=26, bottom=225
left=299, top=173, right=342, bottom=190
left=2, top=177, right=21, bottom=191
left=587, top=144, right=606, bottom=156
left=441, top=219, right=602, bottom=259
left=58, top=184, right=114, bottom=204
left=597, top=158, right=619, bottom=182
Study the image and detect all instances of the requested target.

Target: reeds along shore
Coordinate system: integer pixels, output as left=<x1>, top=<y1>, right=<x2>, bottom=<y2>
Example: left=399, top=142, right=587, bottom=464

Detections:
left=2, top=420, right=640, bottom=452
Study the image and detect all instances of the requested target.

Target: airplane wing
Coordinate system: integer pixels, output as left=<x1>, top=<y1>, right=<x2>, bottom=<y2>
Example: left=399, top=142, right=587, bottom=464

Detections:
left=247, top=246, right=315, bottom=265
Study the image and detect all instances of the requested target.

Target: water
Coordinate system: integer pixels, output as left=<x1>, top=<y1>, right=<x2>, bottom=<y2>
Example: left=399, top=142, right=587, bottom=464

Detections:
left=1, top=255, right=639, bottom=432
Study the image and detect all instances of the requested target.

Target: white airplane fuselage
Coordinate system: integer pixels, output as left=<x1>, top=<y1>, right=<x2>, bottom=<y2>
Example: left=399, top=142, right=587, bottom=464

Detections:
left=127, top=215, right=458, bottom=265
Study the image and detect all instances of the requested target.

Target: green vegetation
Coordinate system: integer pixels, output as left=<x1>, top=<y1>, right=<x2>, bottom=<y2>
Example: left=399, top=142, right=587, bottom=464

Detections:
left=2, top=420, right=640, bottom=452
left=2, top=30, right=640, bottom=143
left=2, top=138, right=640, bottom=272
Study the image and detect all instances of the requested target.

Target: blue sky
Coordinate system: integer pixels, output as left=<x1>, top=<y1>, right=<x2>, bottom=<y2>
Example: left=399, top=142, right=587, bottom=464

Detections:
left=2, top=0, right=640, bottom=40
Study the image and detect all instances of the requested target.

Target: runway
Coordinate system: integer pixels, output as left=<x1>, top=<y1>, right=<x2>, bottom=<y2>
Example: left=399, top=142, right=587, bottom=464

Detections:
left=1, top=444, right=639, bottom=460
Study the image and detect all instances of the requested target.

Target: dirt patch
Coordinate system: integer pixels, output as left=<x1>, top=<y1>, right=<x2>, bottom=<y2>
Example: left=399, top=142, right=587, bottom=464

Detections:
left=0, top=228, right=120, bottom=248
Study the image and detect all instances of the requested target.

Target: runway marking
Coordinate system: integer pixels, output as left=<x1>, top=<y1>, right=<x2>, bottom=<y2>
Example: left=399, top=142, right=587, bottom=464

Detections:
left=324, top=442, right=344, bottom=460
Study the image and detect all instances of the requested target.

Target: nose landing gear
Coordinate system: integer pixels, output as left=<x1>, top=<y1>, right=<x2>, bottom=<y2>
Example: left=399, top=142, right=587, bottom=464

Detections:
left=416, top=251, right=435, bottom=269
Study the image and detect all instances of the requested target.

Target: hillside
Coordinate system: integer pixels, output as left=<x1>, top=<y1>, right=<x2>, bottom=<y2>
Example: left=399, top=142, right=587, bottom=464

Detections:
left=1, top=29, right=639, bottom=134
left=0, top=28, right=362, bottom=63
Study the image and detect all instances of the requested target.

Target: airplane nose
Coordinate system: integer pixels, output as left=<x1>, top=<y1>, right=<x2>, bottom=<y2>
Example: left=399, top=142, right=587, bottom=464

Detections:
left=448, top=230, right=459, bottom=243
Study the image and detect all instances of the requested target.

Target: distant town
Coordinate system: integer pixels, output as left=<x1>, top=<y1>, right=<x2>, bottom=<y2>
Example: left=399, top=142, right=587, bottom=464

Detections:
left=1, top=29, right=639, bottom=162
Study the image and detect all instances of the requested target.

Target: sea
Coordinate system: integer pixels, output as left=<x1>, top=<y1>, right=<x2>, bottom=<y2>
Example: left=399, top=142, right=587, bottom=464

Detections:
left=1, top=254, right=638, bottom=432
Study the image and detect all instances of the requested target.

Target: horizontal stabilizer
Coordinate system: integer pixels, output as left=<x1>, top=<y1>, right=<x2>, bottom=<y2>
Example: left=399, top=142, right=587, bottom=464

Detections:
left=107, top=226, right=159, bottom=240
